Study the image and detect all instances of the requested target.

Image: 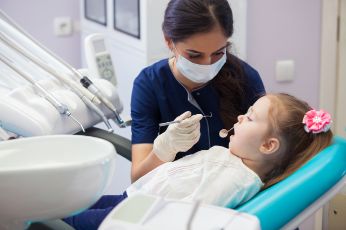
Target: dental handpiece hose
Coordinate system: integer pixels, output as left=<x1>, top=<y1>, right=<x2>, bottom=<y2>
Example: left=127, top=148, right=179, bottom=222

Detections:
left=34, top=84, right=86, bottom=133
left=80, top=76, right=126, bottom=127
left=0, top=54, right=85, bottom=132
left=0, top=32, right=113, bottom=132
left=44, top=54, right=126, bottom=127
left=0, top=32, right=100, bottom=105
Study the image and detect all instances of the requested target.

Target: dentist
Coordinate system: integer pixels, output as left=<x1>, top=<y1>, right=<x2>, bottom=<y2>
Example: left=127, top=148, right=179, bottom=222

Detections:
left=130, top=0, right=265, bottom=181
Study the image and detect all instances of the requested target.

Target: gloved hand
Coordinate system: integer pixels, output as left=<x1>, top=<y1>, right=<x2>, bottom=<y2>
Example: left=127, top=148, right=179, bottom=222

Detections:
left=153, top=111, right=203, bottom=162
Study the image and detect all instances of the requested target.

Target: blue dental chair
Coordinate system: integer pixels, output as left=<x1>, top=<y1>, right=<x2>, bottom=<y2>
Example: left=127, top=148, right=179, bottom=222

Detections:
left=235, top=135, right=346, bottom=229
left=30, top=130, right=346, bottom=230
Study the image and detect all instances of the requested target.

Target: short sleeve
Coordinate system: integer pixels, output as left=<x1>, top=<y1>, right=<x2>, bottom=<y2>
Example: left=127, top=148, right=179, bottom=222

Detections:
left=130, top=70, right=159, bottom=144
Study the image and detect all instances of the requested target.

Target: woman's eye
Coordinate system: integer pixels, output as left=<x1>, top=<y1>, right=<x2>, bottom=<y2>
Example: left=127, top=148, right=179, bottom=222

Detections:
left=213, top=51, right=225, bottom=56
left=188, top=54, right=200, bottom=59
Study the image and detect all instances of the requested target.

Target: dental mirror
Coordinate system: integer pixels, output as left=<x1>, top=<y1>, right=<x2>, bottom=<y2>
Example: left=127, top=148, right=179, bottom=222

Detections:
left=219, top=127, right=234, bottom=138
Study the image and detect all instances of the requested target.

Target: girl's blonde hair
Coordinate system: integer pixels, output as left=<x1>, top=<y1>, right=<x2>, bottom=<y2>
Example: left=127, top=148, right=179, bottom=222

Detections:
left=263, top=93, right=333, bottom=188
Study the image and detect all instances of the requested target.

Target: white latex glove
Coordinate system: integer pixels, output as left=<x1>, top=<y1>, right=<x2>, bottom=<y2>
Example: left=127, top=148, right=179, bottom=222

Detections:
left=153, top=111, right=203, bottom=162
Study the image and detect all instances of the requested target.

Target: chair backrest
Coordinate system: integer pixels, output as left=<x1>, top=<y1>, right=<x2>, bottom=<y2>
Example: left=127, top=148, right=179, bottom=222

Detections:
left=233, top=136, right=346, bottom=230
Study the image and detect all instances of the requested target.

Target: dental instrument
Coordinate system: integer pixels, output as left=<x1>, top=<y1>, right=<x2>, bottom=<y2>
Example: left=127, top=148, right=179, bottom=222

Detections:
left=0, top=12, right=128, bottom=128
left=159, top=113, right=213, bottom=127
left=0, top=32, right=99, bottom=104
left=80, top=76, right=127, bottom=127
left=219, top=127, right=234, bottom=138
left=0, top=32, right=114, bottom=133
left=0, top=15, right=100, bottom=105
left=0, top=54, right=86, bottom=133
left=219, top=126, right=234, bottom=138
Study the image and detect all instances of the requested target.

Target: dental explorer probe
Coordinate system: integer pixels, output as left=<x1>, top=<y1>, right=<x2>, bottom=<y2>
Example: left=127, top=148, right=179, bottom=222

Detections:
left=159, top=113, right=213, bottom=127
left=0, top=54, right=86, bottom=132
left=0, top=14, right=128, bottom=128
left=0, top=32, right=113, bottom=132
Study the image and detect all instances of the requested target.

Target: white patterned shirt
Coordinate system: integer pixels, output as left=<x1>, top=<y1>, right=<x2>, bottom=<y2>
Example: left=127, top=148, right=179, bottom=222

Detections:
left=126, top=146, right=263, bottom=207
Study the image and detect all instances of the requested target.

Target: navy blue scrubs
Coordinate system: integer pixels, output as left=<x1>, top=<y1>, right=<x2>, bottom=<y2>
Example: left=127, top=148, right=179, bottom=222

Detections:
left=63, top=193, right=127, bottom=230
left=131, top=58, right=265, bottom=159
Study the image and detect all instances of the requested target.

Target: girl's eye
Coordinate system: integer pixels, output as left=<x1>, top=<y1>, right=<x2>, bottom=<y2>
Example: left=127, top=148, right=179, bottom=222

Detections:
left=246, top=116, right=253, bottom=121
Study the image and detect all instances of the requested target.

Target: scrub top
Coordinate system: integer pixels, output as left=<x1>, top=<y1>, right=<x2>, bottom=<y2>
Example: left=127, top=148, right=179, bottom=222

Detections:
left=131, top=58, right=265, bottom=159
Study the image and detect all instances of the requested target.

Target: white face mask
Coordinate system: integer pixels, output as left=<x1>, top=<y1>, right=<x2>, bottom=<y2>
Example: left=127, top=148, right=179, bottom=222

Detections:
left=175, top=50, right=227, bottom=84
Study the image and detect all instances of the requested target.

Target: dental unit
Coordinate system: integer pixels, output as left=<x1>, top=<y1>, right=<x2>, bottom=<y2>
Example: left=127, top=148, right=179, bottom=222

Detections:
left=0, top=10, right=129, bottom=129
left=0, top=9, right=141, bottom=230
left=44, top=48, right=128, bottom=128
left=0, top=53, right=85, bottom=132
left=0, top=31, right=114, bottom=133
left=80, top=76, right=127, bottom=127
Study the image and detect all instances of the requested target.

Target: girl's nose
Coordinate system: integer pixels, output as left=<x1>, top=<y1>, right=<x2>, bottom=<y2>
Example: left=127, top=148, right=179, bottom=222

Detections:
left=237, top=114, right=244, bottom=123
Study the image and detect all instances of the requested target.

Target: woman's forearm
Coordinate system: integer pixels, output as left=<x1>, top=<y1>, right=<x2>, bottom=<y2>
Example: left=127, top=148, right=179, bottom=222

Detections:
left=131, top=144, right=165, bottom=182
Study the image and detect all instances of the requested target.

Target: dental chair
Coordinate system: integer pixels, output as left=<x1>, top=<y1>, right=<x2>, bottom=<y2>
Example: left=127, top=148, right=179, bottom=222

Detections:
left=235, top=135, right=346, bottom=229
left=30, top=131, right=346, bottom=230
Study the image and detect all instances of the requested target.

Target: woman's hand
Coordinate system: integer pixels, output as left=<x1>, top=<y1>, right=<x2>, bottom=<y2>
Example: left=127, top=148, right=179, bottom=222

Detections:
left=153, top=111, right=203, bottom=162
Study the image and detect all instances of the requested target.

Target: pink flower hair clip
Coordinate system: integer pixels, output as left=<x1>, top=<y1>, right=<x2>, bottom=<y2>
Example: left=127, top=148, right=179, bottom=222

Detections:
left=302, top=109, right=332, bottom=134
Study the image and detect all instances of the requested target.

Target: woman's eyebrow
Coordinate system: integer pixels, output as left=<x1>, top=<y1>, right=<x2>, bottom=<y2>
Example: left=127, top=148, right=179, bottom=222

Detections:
left=185, top=44, right=229, bottom=55
left=185, top=49, right=201, bottom=54
left=213, top=44, right=229, bottom=53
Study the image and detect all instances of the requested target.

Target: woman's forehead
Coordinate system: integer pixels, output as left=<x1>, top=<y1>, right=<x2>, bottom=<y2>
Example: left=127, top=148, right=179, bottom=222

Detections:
left=177, top=26, right=228, bottom=53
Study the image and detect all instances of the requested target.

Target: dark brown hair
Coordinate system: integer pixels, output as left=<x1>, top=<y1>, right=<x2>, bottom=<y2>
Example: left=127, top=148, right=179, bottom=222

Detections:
left=263, top=93, right=333, bottom=188
left=162, top=0, right=247, bottom=128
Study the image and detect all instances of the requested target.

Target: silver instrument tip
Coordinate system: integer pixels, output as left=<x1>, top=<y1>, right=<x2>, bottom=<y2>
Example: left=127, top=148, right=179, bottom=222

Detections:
left=69, top=113, right=85, bottom=133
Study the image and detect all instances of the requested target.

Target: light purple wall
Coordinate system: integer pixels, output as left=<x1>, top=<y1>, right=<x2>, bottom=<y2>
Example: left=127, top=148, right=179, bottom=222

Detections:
left=247, top=0, right=322, bottom=108
left=0, top=0, right=81, bottom=68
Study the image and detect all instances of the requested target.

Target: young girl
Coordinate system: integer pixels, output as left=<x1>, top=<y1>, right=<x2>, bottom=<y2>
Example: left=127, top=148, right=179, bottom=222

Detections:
left=64, top=93, right=333, bottom=229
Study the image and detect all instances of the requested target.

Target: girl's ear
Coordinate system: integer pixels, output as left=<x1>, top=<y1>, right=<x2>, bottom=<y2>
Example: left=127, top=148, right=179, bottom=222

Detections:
left=259, top=138, right=280, bottom=154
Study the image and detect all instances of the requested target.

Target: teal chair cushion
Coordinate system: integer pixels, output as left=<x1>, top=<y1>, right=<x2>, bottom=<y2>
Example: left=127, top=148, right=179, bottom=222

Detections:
left=233, top=136, right=346, bottom=230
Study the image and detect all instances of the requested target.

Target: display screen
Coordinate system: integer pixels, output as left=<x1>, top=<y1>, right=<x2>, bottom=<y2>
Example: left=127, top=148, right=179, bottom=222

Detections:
left=93, top=39, right=106, bottom=53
